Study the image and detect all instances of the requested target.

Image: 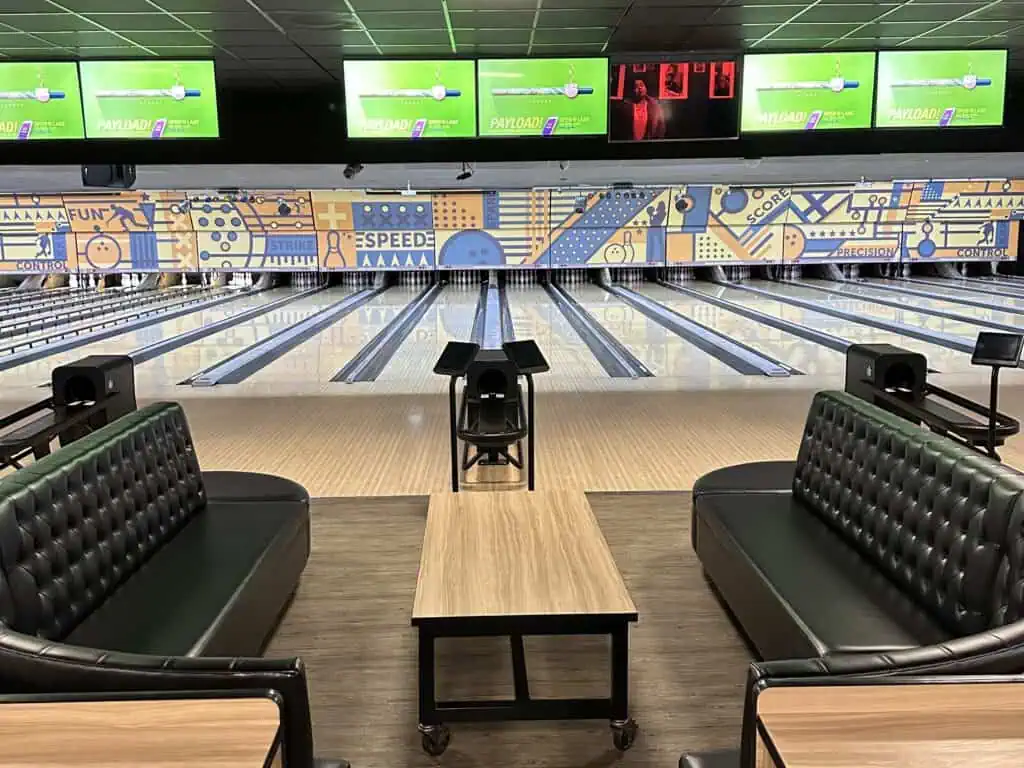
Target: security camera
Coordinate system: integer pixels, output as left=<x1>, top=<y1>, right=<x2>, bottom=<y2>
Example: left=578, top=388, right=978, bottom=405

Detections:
left=343, top=163, right=364, bottom=180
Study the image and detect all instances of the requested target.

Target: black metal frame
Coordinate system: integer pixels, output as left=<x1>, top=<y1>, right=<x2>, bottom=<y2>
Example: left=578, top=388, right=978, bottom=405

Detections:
left=0, top=398, right=107, bottom=471
left=446, top=371, right=537, bottom=492
left=415, top=613, right=634, bottom=728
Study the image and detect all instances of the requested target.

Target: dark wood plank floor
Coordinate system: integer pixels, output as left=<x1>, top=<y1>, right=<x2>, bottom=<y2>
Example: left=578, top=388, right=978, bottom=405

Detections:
left=267, top=492, right=752, bottom=768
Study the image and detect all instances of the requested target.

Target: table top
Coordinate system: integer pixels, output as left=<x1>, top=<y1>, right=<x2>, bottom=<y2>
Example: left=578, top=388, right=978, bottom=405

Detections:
left=0, top=696, right=281, bottom=767
left=413, top=489, right=637, bottom=622
left=757, top=682, right=1024, bottom=768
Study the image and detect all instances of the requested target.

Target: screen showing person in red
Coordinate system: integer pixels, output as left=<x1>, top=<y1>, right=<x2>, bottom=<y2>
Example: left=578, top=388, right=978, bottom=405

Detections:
left=609, top=60, right=738, bottom=141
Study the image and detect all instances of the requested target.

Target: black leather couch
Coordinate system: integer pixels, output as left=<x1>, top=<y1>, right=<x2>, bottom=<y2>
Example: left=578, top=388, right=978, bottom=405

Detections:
left=682, top=390, right=1024, bottom=768
left=0, top=401, right=343, bottom=768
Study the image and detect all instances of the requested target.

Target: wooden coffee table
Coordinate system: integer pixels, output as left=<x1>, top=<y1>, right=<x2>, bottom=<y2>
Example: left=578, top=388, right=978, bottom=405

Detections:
left=412, top=489, right=639, bottom=756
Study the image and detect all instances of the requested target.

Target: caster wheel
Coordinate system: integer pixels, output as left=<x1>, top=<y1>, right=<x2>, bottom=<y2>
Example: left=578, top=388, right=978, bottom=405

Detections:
left=420, top=725, right=451, bottom=757
left=611, top=719, right=638, bottom=751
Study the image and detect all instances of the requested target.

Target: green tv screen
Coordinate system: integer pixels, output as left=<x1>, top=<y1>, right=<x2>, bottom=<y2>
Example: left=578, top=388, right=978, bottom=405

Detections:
left=0, top=62, right=85, bottom=140
left=875, top=50, right=1007, bottom=128
left=344, top=60, right=476, bottom=139
left=478, top=58, right=608, bottom=137
left=741, top=52, right=876, bottom=132
left=80, top=60, right=219, bottom=139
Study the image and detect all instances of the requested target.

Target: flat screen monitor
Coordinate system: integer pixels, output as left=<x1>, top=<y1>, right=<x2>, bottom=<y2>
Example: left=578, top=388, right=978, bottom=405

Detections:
left=875, top=49, right=1007, bottom=128
left=609, top=59, right=738, bottom=141
left=972, top=332, right=1023, bottom=367
left=741, top=52, right=876, bottom=132
left=477, top=58, right=608, bottom=137
left=0, top=62, right=85, bottom=140
left=344, top=60, right=477, bottom=139
left=79, top=60, right=219, bottom=139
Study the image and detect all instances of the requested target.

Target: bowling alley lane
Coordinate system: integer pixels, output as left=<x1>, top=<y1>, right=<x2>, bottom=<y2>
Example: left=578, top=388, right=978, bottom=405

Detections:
left=639, top=283, right=845, bottom=377
left=149, top=287, right=352, bottom=387
left=828, top=280, right=1024, bottom=326
left=503, top=283, right=608, bottom=381
left=244, top=286, right=419, bottom=387
left=561, top=284, right=737, bottom=382
left=883, top=278, right=1024, bottom=310
left=375, top=282, right=479, bottom=385
left=0, top=288, right=304, bottom=399
left=705, top=281, right=979, bottom=374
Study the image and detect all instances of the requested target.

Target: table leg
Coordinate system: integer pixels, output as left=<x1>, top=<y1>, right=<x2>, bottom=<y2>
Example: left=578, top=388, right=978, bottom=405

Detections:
left=417, top=629, right=451, bottom=756
left=609, top=623, right=638, bottom=751
left=510, top=634, right=530, bottom=702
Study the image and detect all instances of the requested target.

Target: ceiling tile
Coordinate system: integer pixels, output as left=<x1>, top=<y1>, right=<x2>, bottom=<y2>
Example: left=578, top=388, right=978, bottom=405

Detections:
left=450, top=10, right=536, bottom=26
left=532, top=27, right=611, bottom=45
left=358, top=10, right=446, bottom=29
left=287, top=29, right=375, bottom=46
left=798, top=4, right=900, bottom=24
left=40, top=29, right=146, bottom=48
left=230, top=44, right=317, bottom=59
left=206, top=29, right=291, bottom=46
left=171, top=11, right=279, bottom=31
left=370, top=28, right=451, bottom=45
left=455, top=27, right=532, bottom=45
left=538, top=9, right=624, bottom=27
left=110, top=29, right=212, bottom=46
left=0, top=13, right=84, bottom=33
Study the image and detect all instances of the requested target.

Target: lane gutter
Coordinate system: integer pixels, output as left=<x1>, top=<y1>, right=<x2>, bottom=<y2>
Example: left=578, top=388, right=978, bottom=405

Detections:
left=725, top=281, right=980, bottom=357
left=786, top=279, right=1024, bottom=334
left=130, top=286, right=326, bottom=365
left=332, top=282, right=443, bottom=383
left=543, top=282, right=652, bottom=378
left=660, top=280, right=851, bottom=354
left=187, top=287, right=385, bottom=386
left=0, top=288, right=248, bottom=373
left=603, top=282, right=798, bottom=377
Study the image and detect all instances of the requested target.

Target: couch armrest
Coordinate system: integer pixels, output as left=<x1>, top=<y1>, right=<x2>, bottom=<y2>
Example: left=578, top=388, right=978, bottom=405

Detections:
left=737, top=621, right=1024, bottom=766
left=0, top=628, right=315, bottom=768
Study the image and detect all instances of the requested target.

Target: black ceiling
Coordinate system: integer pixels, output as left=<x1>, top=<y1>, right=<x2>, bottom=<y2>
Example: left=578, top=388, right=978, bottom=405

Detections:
left=0, top=0, right=1020, bottom=88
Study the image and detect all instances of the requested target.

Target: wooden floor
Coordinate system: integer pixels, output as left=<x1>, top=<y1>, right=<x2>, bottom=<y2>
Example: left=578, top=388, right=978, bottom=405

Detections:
left=267, top=492, right=752, bottom=768
left=162, top=383, right=1024, bottom=497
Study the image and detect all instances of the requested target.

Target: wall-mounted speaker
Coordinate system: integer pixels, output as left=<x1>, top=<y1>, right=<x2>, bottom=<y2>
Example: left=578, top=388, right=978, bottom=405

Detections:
left=81, top=164, right=137, bottom=189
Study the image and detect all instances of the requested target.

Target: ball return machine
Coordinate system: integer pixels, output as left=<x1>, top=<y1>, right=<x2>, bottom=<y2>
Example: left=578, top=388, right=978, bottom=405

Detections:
left=0, top=355, right=136, bottom=472
left=433, top=340, right=549, bottom=492
left=845, top=334, right=1022, bottom=460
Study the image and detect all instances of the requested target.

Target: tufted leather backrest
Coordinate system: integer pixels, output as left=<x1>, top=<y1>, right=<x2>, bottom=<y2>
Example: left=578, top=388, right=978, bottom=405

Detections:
left=794, top=390, right=1024, bottom=637
left=0, top=403, right=205, bottom=641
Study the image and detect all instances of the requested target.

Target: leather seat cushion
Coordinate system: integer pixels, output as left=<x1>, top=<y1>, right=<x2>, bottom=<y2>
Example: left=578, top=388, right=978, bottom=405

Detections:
left=696, top=492, right=952, bottom=659
left=203, top=471, right=309, bottom=504
left=678, top=749, right=740, bottom=768
left=65, top=500, right=309, bottom=657
left=693, top=461, right=795, bottom=498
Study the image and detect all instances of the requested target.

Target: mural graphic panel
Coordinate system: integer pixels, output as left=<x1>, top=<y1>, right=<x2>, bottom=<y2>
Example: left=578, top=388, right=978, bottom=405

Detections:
left=0, top=231, right=72, bottom=272
left=0, top=194, right=71, bottom=235
left=73, top=231, right=197, bottom=272
left=64, top=190, right=191, bottom=233
left=436, top=228, right=546, bottom=269
left=0, top=181, right=1020, bottom=273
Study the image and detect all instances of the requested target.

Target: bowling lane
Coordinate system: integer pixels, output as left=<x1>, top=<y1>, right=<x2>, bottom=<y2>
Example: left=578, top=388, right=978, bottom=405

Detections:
left=0, top=289, right=298, bottom=394
left=888, top=279, right=1024, bottom=310
left=640, top=283, right=844, bottom=377
left=148, top=287, right=354, bottom=386
left=504, top=284, right=608, bottom=379
left=698, top=282, right=974, bottom=373
left=564, top=284, right=736, bottom=381
left=828, top=280, right=1024, bottom=327
left=376, top=283, right=480, bottom=383
left=245, top=287, right=419, bottom=386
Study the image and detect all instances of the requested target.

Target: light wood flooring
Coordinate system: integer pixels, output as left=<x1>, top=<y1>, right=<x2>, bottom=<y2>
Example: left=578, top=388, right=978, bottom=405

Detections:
left=267, top=492, right=752, bottom=768
left=159, top=383, right=1024, bottom=497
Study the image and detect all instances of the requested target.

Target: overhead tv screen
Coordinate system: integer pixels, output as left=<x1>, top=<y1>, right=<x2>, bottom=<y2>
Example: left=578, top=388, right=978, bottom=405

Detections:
left=875, top=49, right=1007, bottom=128
left=609, top=59, right=738, bottom=141
left=477, top=58, right=608, bottom=137
left=0, top=62, right=85, bottom=140
left=741, top=52, right=876, bottom=132
left=79, top=60, right=219, bottom=139
left=343, top=60, right=477, bottom=139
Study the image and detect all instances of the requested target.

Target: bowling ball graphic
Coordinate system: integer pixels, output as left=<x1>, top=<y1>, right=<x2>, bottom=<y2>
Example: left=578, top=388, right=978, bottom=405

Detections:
left=439, top=230, right=504, bottom=267
left=782, top=227, right=806, bottom=260
left=83, top=234, right=123, bottom=270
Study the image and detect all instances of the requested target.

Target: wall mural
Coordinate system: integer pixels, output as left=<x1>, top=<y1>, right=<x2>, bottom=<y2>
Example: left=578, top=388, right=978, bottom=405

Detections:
left=0, top=179, right=1019, bottom=273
